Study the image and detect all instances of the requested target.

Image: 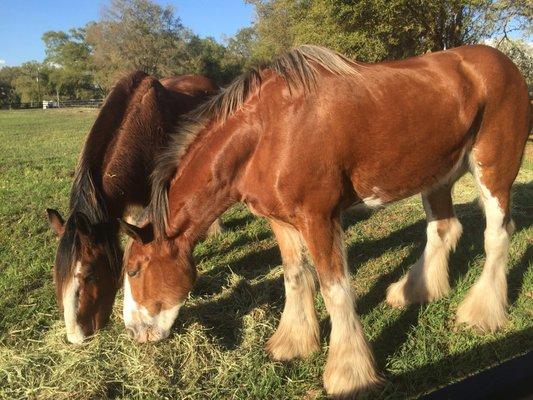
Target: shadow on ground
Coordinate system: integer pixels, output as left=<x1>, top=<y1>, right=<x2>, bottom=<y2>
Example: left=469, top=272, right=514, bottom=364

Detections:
left=171, top=182, right=532, bottom=398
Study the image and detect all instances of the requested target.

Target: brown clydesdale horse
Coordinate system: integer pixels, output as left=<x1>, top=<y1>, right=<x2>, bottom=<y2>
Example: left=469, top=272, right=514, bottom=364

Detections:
left=46, top=72, right=220, bottom=344
left=120, top=45, right=530, bottom=398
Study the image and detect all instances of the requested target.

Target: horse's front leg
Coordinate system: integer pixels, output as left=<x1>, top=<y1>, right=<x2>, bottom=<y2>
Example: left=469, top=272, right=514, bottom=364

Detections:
left=301, top=215, right=382, bottom=398
left=266, top=219, right=320, bottom=360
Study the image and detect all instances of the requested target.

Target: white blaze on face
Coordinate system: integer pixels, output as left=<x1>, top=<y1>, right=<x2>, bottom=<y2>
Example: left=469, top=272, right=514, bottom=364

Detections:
left=63, top=261, right=85, bottom=344
left=123, top=275, right=183, bottom=342
left=122, top=273, right=137, bottom=328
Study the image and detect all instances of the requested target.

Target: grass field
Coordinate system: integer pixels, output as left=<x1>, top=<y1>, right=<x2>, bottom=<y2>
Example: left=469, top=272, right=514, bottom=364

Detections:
left=0, top=108, right=531, bottom=399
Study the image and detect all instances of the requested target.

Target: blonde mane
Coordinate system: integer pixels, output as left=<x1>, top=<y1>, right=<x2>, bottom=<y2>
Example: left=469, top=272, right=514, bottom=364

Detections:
left=150, top=45, right=360, bottom=236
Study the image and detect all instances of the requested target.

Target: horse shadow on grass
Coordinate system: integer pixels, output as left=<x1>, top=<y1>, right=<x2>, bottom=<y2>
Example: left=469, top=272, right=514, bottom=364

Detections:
left=170, top=182, right=531, bottom=397
left=373, top=239, right=532, bottom=398
left=175, top=245, right=284, bottom=349
left=367, top=241, right=531, bottom=399
left=363, top=182, right=532, bottom=399
left=180, top=208, right=407, bottom=348
left=192, top=209, right=375, bottom=298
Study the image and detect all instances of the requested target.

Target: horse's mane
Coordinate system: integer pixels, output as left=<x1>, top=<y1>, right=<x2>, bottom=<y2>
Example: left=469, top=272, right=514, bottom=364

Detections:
left=69, top=70, right=150, bottom=220
left=56, top=71, right=150, bottom=290
left=150, top=45, right=360, bottom=237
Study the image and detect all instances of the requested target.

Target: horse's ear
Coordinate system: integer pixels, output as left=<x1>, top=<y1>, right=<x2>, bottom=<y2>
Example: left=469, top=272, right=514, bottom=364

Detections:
left=74, top=212, right=94, bottom=239
left=118, top=219, right=154, bottom=244
left=46, top=208, right=65, bottom=236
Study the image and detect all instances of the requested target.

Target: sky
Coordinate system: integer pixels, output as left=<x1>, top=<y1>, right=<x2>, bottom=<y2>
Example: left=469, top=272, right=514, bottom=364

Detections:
left=0, top=0, right=255, bottom=67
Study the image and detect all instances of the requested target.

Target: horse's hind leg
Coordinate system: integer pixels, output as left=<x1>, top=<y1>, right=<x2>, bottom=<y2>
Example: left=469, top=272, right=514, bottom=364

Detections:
left=456, top=154, right=515, bottom=332
left=265, top=219, right=320, bottom=360
left=456, top=52, right=530, bottom=332
left=387, top=184, right=462, bottom=307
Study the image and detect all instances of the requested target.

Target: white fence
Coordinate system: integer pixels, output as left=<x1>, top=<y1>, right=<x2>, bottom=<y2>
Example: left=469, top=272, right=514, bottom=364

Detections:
left=0, top=99, right=104, bottom=110
left=42, top=99, right=104, bottom=109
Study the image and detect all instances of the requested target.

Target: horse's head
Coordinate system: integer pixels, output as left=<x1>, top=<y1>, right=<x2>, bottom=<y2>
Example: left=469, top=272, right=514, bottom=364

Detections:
left=120, top=220, right=196, bottom=343
left=47, top=209, right=121, bottom=344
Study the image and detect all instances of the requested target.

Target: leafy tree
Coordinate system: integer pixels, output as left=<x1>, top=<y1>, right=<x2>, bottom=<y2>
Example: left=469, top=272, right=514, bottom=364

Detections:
left=245, top=0, right=296, bottom=63
left=495, top=38, right=533, bottom=88
left=245, top=0, right=532, bottom=62
left=42, top=28, right=97, bottom=100
left=226, top=27, right=257, bottom=61
left=184, top=36, right=247, bottom=84
left=85, top=0, right=249, bottom=87
left=0, top=66, right=21, bottom=107
left=485, top=0, right=532, bottom=40
left=85, top=0, right=190, bottom=90
left=12, top=62, right=48, bottom=105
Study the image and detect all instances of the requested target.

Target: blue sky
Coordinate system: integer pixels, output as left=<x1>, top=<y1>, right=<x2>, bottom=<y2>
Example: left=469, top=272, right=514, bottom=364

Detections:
left=0, top=0, right=255, bottom=67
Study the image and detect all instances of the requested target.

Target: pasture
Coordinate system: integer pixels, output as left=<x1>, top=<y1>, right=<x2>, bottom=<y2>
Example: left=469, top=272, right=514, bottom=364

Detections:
left=0, top=108, right=531, bottom=399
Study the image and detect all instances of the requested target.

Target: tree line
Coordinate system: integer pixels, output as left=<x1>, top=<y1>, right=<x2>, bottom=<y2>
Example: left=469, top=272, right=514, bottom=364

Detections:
left=1, top=0, right=531, bottom=107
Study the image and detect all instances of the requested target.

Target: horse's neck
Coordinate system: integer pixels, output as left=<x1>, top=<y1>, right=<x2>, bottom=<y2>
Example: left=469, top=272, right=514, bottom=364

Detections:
left=99, top=103, right=177, bottom=215
left=166, top=121, right=257, bottom=241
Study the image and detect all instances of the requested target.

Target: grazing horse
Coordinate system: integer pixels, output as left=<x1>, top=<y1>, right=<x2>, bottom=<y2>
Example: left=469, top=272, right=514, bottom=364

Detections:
left=120, top=45, right=530, bottom=398
left=46, top=72, right=219, bottom=344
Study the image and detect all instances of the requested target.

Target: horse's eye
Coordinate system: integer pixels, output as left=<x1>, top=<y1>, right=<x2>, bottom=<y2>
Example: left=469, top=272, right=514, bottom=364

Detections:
left=85, top=273, right=98, bottom=283
left=127, top=266, right=140, bottom=277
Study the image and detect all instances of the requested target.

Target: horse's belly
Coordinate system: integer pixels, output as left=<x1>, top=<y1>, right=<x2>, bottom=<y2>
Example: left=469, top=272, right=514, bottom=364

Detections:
left=350, top=143, right=468, bottom=206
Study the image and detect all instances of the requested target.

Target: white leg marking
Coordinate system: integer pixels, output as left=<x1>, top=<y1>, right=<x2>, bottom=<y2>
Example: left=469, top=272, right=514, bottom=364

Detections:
left=387, top=197, right=462, bottom=307
left=266, top=262, right=319, bottom=360
left=322, top=280, right=382, bottom=396
left=266, top=223, right=319, bottom=360
left=457, top=178, right=510, bottom=332
left=63, top=261, right=85, bottom=344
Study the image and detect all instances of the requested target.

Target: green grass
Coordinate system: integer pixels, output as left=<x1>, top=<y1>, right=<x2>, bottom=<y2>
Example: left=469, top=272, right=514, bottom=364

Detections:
left=0, top=108, right=531, bottom=399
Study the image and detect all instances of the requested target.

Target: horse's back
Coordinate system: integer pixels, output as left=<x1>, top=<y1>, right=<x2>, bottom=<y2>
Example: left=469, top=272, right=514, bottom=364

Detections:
left=243, top=45, right=529, bottom=212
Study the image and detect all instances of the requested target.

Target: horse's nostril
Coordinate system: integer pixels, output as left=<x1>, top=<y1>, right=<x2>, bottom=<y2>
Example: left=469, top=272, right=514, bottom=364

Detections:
left=126, top=328, right=136, bottom=338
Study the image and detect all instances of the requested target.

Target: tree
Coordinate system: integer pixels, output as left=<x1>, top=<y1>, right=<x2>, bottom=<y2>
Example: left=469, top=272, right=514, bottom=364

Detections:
left=12, top=62, right=48, bottom=105
left=245, top=0, right=296, bottom=63
left=0, top=66, right=21, bottom=107
left=495, top=38, right=533, bottom=88
left=485, top=0, right=532, bottom=41
left=226, top=27, right=257, bottom=60
left=85, top=0, right=190, bottom=90
left=245, top=0, right=532, bottom=62
left=42, top=28, right=98, bottom=100
left=183, top=36, right=247, bottom=84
